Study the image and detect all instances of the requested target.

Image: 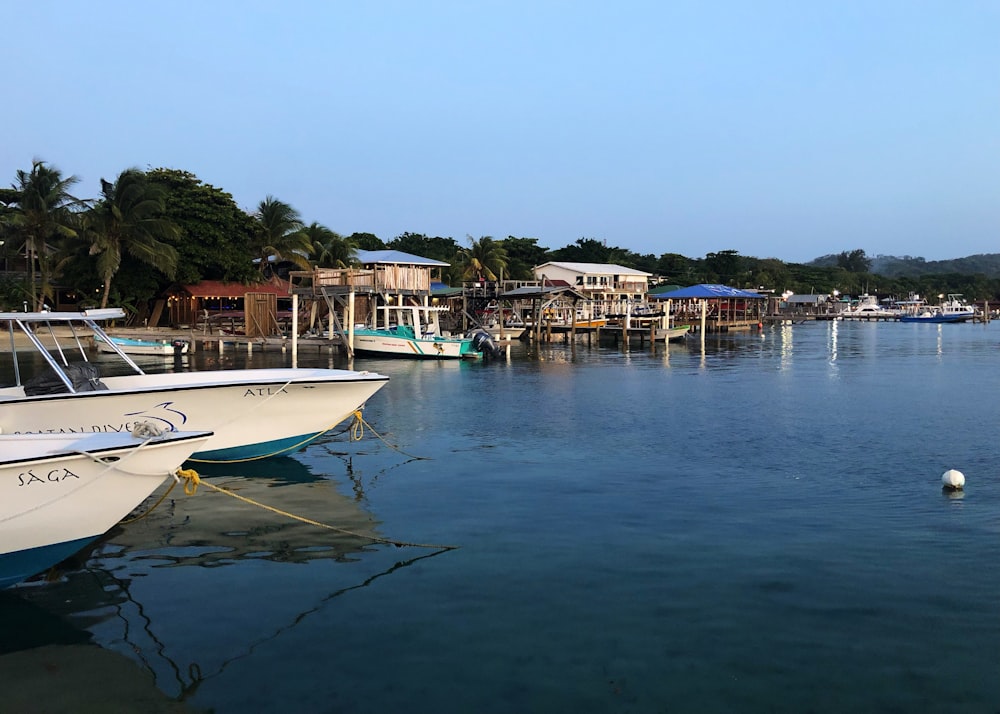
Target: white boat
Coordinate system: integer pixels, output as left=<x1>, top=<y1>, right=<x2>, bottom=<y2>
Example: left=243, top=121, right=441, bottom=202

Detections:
left=0, top=428, right=212, bottom=588
left=659, top=325, right=691, bottom=342
left=899, top=294, right=977, bottom=323
left=0, top=309, right=389, bottom=462
left=840, top=294, right=897, bottom=319
left=95, top=334, right=190, bottom=356
left=352, top=305, right=497, bottom=359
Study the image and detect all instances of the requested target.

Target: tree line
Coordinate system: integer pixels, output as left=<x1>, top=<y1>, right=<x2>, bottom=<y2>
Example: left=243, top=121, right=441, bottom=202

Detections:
left=2, top=160, right=999, bottom=321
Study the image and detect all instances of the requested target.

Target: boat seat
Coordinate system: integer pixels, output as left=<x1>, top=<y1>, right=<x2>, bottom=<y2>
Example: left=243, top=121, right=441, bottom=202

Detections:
left=23, top=362, right=108, bottom=396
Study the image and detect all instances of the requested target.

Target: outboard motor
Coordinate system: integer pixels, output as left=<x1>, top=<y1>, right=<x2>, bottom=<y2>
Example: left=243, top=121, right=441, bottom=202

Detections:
left=468, top=328, right=501, bottom=359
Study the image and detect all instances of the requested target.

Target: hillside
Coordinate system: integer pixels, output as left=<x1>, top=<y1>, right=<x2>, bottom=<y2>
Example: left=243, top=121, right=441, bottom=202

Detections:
left=808, top=253, right=1000, bottom=278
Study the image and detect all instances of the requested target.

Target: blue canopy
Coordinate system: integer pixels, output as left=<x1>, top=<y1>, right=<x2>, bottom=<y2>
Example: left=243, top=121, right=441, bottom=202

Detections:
left=650, top=284, right=765, bottom=300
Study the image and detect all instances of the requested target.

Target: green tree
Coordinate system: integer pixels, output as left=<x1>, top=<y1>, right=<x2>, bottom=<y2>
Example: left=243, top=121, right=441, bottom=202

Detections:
left=550, top=237, right=615, bottom=263
left=499, top=236, right=549, bottom=280
left=386, top=232, right=460, bottom=263
left=656, top=252, right=695, bottom=282
left=457, top=235, right=508, bottom=282
left=3, top=160, right=82, bottom=309
left=347, top=232, right=385, bottom=250
left=705, top=250, right=745, bottom=285
left=85, top=168, right=179, bottom=308
left=146, top=168, right=258, bottom=284
left=250, top=196, right=312, bottom=275
left=307, top=222, right=357, bottom=268
left=837, top=249, right=872, bottom=273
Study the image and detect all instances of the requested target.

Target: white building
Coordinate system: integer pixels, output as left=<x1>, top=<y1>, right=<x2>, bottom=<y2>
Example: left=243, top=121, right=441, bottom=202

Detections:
left=532, top=262, right=651, bottom=307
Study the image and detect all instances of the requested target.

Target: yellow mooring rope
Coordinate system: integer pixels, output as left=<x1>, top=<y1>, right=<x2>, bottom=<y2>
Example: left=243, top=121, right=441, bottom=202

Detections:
left=161, top=467, right=457, bottom=550
left=188, top=410, right=427, bottom=464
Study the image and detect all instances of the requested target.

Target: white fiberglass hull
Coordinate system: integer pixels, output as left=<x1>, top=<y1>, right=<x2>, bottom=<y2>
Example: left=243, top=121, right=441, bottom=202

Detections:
left=96, top=336, right=189, bottom=356
left=353, top=331, right=473, bottom=359
left=0, top=368, right=389, bottom=462
left=0, top=430, right=211, bottom=587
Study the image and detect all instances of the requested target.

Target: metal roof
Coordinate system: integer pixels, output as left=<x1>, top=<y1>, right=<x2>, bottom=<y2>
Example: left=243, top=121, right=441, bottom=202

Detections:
left=650, top=284, right=766, bottom=300
left=533, top=261, right=651, bottom=276
left=356, top=249, right=450, bottom=267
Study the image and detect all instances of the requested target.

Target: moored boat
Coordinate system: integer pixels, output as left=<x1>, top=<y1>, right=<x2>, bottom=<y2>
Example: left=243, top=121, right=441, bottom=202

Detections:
left=95, top=334, right=190, bottom=356
left=659, top=325, right=691, bottom=342
left=840, top=294, right=898, bottom=319
left=352, top=305, right=496, bottom=359
left=899, top=294, right=977, bottom=323
left=0, top=309, right=389, bottom=462
left=0, top=428, right=212, bottom=588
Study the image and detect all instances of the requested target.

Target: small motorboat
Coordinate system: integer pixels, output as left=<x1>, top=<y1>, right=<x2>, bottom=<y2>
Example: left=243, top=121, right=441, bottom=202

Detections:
left=96, top=334, right=190, bottom=356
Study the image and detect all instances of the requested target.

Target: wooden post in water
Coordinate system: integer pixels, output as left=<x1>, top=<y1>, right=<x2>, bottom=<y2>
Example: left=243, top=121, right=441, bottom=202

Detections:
left=700, top=299, right=707, bottom=337
left=348, top=290, right=355, bottom=353
left=291, top=293, right=298, bottom=365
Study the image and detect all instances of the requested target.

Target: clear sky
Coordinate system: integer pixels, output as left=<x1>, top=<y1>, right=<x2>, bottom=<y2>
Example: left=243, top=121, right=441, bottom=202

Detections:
left=4, top=1, right=998, bottom=263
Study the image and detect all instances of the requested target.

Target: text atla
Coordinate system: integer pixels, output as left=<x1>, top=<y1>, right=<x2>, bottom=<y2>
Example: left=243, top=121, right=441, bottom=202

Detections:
left=18, top=468, right=81, bottom=486
left=244, top=386, right=288, bottom=396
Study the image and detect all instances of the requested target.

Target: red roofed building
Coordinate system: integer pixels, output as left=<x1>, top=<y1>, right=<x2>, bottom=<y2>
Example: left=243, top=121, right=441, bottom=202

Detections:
left=165, top=279, right=292, bottom=330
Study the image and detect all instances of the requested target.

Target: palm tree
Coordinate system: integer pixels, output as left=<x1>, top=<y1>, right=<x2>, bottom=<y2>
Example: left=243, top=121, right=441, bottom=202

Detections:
left=457, top=235, right=508, bottom=283
left=306, top=222, right=357, bottom=268
left=85, top=168, right=180, bottom=308
left=4, top=160, right=82, bottom=309
left=250, top=196, right=312, bottom=275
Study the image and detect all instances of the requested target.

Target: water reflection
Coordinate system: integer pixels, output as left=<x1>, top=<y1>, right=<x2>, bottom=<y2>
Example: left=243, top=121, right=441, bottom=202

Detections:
left=107, top=457, right=382, bottom=568
left=13, top=545, right=449, bottom=704
left=10, top=453, right=451, bottom=705
left=779, top=321, right=793, bottom=369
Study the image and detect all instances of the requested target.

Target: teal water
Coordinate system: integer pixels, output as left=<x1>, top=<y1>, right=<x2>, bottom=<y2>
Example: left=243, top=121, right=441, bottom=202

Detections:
left=4, top=321, right=1000, bottom=713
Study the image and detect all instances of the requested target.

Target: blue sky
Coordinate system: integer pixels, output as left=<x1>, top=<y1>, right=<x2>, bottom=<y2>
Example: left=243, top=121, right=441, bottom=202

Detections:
left=4, top=1, right=998, bottom=263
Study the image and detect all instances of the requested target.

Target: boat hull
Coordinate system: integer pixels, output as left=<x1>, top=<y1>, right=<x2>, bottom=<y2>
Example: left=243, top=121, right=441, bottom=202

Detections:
left=353, top=331, right=477, bottom=359
left=0, top=431, right=211, bottom=587
left=97, top=336, right=189, bottom=356
left=899, top=314, right=973, bottom=323
left=661, top=326, right=691, bottom=342
left=0, top=369, right=389, bottom=462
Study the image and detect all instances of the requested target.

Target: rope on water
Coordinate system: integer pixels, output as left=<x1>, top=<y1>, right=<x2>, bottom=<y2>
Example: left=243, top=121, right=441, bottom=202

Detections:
left=174, top=468, right=457, bottom=551
left=349, top=410, right=429, bottom=460
left=120, top=477, right=180, bottom=524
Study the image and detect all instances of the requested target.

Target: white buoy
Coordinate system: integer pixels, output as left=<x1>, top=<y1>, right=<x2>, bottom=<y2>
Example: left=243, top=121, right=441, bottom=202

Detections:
left=942, top=469, right=965, bottom=491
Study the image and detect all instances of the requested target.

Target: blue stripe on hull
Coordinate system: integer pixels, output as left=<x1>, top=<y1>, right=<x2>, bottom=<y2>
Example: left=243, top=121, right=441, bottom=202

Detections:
left=1, top=536, right=97, bottom=589
left=188, top=432, right=322, bottom=462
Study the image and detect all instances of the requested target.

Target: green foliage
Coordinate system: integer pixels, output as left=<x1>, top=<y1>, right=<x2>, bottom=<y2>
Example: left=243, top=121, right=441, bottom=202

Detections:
left=84, top=168, right=179, bottom=308
left=146, top=168, right=258, bottom=284
left=656, top=253, right=696, bottom=281
left=386, top=232, right=460, bottom=263
left=549, top=237, right=616, bottom=263
left=704, top=250, right=745, bottom=284
left=0, top=274, right=34, bottom=311
left=499, top=236, right=549, bottom=280
left=4, top=159, right=83, bottom=309
left=348, top=232, right=385, bottom=250
left=837, top=249, right=872, bottom=273
left=307, top=223, right=357, bottom=268
left=456, top=235, right=508, bottom=282
left=250, top=196, right=312, bottom=274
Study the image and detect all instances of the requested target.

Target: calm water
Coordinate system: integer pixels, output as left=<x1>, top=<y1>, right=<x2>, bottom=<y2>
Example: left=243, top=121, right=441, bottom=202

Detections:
left=4, top=321, right=1000, bottom=713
